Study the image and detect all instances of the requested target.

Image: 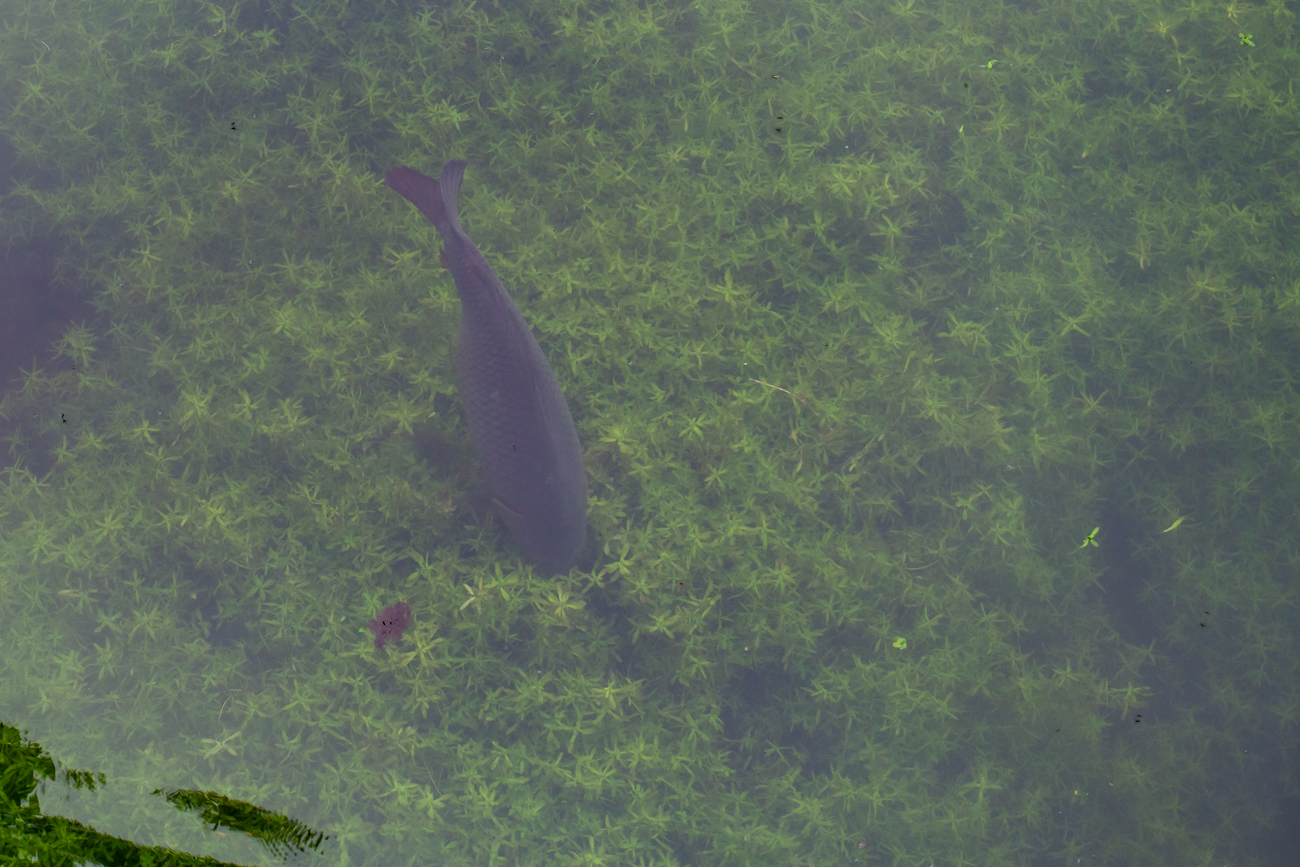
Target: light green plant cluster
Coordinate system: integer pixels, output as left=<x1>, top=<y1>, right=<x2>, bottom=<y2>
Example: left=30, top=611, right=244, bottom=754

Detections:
left=1, top=0, right=1298, bottom=864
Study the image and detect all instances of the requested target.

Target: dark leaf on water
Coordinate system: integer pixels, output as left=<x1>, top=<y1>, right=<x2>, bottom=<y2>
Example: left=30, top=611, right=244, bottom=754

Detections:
left=367, top=602, right=412, bottom=649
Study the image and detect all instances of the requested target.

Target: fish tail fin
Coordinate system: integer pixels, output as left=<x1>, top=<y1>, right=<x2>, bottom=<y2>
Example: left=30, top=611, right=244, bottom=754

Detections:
left=438, top=160, right=467, bottom=234
left=384, top=164, right=457, bottom=235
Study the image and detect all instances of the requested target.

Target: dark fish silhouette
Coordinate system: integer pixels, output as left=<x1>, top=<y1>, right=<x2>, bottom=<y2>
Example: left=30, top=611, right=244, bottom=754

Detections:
left=385, top=160, right=586, bottom=573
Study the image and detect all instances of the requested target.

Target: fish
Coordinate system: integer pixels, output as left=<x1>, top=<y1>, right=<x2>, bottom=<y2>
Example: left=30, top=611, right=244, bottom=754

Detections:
left=384, top=160, right=587, bottom=574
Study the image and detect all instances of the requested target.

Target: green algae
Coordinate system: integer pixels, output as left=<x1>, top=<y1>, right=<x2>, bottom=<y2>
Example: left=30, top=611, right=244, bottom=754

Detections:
left=1, top=0, right=1298, bottom=864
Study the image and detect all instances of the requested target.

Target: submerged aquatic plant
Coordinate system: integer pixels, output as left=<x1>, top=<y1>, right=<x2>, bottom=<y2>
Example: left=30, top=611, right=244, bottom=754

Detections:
left=0, top=0, right=1297, bottom=864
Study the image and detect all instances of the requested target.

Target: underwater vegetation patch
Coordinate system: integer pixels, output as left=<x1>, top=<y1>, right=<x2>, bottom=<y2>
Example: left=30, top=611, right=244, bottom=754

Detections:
left=1, top=0, right=1298, bottom=864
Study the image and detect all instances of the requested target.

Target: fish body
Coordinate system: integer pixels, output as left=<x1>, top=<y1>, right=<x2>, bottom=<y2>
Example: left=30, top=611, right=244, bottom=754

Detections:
left=385, top=161, right=586, bottom=573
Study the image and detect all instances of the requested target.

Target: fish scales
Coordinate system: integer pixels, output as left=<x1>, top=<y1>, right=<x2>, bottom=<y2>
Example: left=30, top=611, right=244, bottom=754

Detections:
left=385, top=160, right=587, bottom=573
